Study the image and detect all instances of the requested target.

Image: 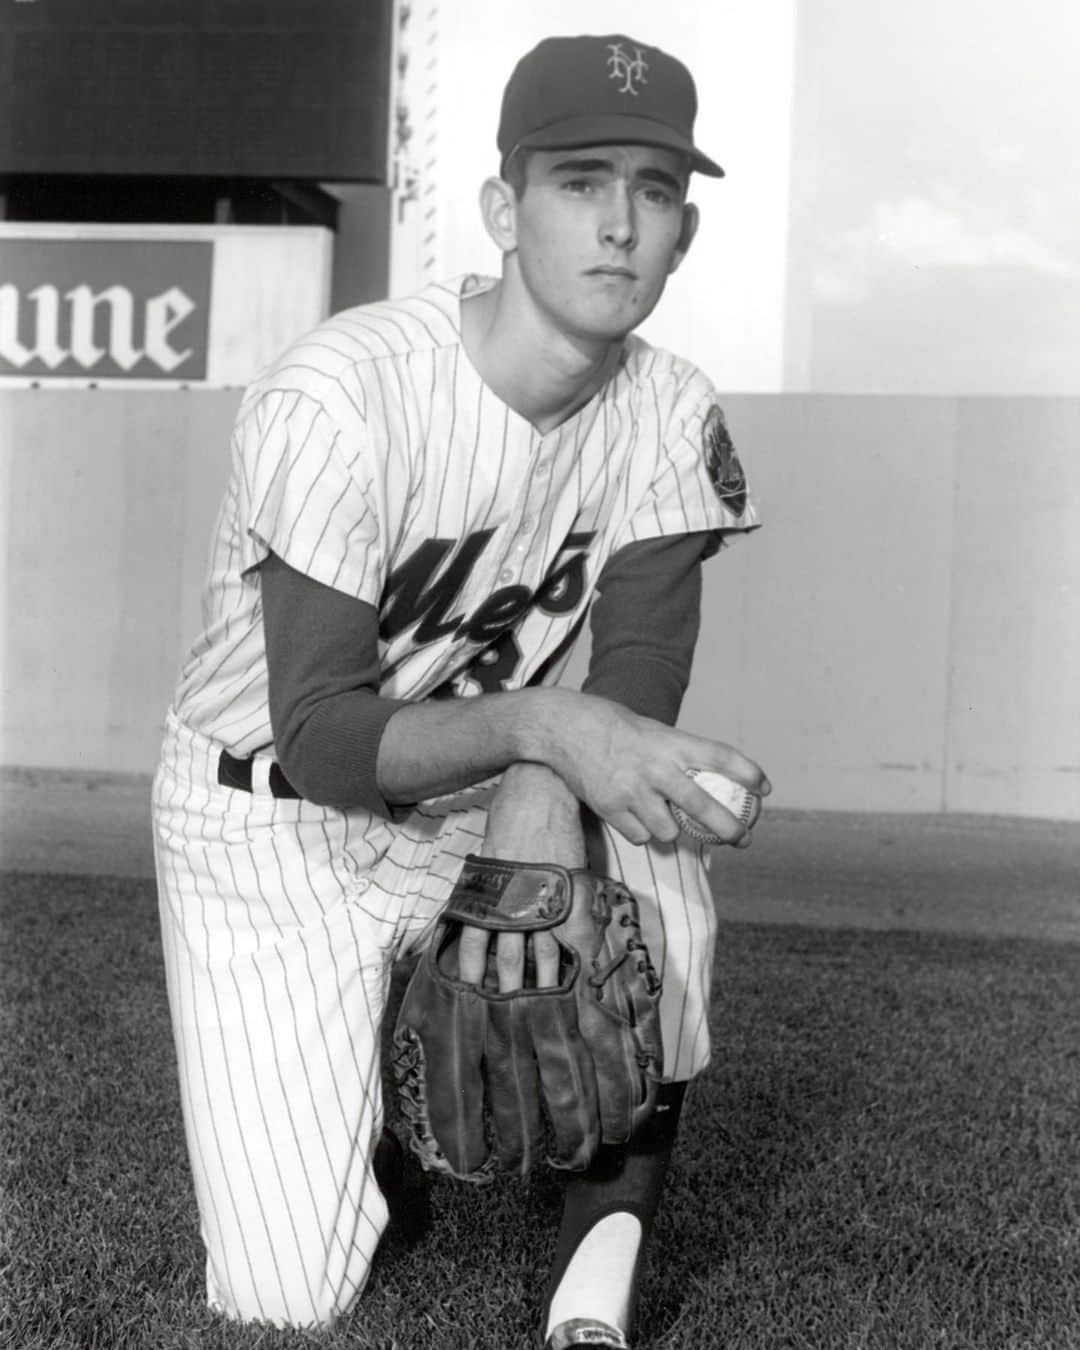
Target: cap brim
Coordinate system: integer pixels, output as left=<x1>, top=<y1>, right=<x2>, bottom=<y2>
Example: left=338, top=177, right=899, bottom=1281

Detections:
left=513, top=112, right=725, bottom=178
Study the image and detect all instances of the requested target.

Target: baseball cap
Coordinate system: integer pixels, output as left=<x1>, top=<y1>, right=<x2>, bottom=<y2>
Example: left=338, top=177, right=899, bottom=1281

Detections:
left=497, top=34, right=724, bottom=179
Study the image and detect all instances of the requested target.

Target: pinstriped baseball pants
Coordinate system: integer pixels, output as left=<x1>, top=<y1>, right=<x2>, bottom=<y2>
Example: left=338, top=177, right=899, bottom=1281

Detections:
left=152, top=710, right=718, bottom=1327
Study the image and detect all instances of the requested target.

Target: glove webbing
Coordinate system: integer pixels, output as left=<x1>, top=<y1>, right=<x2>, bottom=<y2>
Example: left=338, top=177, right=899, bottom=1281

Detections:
left=589, top=880, right=662, bottom=1000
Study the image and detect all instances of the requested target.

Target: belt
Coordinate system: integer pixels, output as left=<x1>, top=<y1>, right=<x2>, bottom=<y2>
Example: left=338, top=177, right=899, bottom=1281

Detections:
left=217, top=748, right=301, bottom=800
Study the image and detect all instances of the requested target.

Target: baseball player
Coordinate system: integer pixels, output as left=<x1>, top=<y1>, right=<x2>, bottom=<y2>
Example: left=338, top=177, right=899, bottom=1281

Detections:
left=152, top=32, right=767, bottom=1349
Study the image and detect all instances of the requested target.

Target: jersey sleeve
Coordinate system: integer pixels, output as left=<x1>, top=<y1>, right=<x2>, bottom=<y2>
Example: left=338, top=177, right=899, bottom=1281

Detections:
left=260, top=551, right=407, bottom=813
left=616, top=381, right=761, bottom=558
left=233, top=385, right=387, bottom=605
left=582, top=532, right=710, bottom=725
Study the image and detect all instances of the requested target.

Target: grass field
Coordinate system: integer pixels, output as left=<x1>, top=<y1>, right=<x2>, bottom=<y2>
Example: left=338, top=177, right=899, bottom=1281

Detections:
left=2, top=867, right=1079, bottom=1350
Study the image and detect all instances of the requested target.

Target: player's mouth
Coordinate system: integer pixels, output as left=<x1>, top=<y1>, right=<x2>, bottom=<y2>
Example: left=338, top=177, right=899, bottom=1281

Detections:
left=586, top=265, right=637, bottom=279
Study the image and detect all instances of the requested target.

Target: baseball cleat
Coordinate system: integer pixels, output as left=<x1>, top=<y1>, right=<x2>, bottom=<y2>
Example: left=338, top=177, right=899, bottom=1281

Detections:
left=544, top=1317, right=631, bottom=1349
left=373, top=1126, right=432, bottom=1243
left=372, top=1125, right=405, bottom=1199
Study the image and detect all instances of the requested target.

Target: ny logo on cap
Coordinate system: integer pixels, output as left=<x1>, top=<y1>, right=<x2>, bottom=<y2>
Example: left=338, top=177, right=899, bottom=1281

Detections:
left=607, top=42, right=648, bottom=96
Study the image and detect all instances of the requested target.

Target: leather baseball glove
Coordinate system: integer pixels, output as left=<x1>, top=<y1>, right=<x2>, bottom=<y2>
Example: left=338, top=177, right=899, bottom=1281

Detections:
left=391, top=855, right=664, bottom=1183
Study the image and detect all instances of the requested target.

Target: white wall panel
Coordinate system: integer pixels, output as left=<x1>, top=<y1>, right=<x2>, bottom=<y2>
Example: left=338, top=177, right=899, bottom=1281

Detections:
left=3, top=388, right=1078, bottom=819
left=946, top=399, right=1080, bottom=817
left=687, top=396, right=958, bottom=811
left=0, top=389, right=239, bottom=773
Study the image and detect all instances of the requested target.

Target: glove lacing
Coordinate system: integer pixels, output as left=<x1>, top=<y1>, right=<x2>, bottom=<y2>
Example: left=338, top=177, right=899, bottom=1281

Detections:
left=393, top=1025, right=497, bottom=1184
left=587, top=881, right=662, bottom=999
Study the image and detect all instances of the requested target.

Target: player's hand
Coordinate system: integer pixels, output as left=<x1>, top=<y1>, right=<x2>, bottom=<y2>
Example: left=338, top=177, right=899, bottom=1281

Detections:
left=456, top=763, right=584, bottom=993
left=528, top=689, right=771, bottom=849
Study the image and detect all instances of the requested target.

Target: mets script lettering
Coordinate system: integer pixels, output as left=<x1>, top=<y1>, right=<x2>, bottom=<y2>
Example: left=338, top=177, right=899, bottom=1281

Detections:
left=380, top=529, right=595, bottom=690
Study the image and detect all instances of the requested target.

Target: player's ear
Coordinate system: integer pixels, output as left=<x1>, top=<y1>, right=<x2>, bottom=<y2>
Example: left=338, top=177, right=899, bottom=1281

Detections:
left=667, top=201, right=700, bottom=274
left=479, top=176, right=518, bottom=254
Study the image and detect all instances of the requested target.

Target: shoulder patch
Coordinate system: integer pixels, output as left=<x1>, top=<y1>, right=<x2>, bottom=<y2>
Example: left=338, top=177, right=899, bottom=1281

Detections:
left=703, top=405, right=747, bottom=517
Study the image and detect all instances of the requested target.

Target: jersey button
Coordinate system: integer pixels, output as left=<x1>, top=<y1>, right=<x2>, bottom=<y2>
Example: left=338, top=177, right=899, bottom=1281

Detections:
left=520, top=517, right=533, bottom=531
left=534, top=460, right=550, bottom=476
left=498, top=567, right=514, bottom=583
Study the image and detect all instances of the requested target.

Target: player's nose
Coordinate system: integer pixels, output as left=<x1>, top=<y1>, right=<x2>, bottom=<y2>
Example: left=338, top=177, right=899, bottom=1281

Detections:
left=599, top=183, right=637, bottom=248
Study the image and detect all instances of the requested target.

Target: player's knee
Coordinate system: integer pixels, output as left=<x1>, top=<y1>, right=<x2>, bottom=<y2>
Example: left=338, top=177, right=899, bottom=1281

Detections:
left=306, top=1286, right=355, bottom=1329
left=207, top=1239, right=375, bottom=1329
left=210, top=1276, right=358, bottom=1330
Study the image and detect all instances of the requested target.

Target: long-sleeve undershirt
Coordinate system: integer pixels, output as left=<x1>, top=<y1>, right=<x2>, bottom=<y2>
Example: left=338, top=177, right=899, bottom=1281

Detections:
left=259, top=530, right=715, bottom=813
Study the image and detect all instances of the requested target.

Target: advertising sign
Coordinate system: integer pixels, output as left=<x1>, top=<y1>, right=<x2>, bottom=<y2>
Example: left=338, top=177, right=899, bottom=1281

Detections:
left=0, top=239, right=212, bottom=380
left=0, top=225, right=332, bottom=387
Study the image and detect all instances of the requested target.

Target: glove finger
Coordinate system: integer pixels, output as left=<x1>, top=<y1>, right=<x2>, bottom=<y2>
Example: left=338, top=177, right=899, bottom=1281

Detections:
left=582, top=981, right=664, bottom=1142
left=393, top=935, right=492, bottom=1180
left=485, top=997, right=545, bottom=1173
left=528, top=988, right=601, bottom=1170
left=572, top=875, right=664, bottom=1145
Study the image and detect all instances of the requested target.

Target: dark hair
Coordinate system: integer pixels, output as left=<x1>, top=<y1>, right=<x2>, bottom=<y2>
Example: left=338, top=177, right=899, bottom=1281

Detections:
left=500, top=146, right=534, bottom=200
left=500, top=145, right=692, bottom=202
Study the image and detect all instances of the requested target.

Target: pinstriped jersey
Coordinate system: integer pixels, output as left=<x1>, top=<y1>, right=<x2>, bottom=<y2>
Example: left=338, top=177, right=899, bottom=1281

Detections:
left=173, top=274, right=759, bottom=754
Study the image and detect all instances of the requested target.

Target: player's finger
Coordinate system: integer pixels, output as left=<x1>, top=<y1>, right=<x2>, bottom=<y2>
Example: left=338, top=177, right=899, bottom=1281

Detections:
left=531, top=931, right=560, bottom=988
left=633, top=794, right=682, bottom=846
left=457, top=924, right=492, bottom=985
left=606, top=810, right=652, bottom=847
left=674, top=780, right=749, bottom=846
left=690, top=741, right=771, bottom=796
left=495, top=931, right=525, bottom=992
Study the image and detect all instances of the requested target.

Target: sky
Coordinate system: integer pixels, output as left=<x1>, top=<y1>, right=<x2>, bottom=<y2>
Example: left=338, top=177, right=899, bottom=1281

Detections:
left=786, top=0, right=1080, bottom=393
left=391, top=0, right=1076, bottom=394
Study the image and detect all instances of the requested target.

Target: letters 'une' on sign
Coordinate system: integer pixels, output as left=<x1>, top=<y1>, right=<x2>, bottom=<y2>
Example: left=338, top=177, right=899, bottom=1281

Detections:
left=0, top=238, right=212, bottom=380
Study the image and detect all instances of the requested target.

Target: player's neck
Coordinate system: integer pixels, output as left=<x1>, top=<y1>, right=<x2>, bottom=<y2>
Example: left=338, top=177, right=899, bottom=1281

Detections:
left=461, top=283, right=622, bottom=435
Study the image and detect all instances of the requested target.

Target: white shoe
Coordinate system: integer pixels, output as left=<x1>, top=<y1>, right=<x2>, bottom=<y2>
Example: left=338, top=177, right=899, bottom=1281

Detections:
left=544, top=1318, right=631, bottom=1349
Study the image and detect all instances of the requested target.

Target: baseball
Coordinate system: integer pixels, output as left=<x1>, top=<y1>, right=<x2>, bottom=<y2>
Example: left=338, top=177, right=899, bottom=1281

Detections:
left=671, top=769, right=762, bottom=844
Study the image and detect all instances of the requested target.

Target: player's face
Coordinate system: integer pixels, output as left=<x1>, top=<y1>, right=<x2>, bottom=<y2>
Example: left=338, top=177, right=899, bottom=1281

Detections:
left=508, top=144, right=698, bottom=345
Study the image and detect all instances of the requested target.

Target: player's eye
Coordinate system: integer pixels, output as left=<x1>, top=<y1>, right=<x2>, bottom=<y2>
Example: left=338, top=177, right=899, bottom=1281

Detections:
left=639, top=185, right=677, bottom=207
left=561, top=177, right=596, bottom=195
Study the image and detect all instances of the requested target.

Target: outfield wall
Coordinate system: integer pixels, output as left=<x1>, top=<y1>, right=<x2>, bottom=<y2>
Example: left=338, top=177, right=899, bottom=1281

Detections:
left=679, top=396, right=1080, bottom=820
left=2, top=390, right=1077, bottom=820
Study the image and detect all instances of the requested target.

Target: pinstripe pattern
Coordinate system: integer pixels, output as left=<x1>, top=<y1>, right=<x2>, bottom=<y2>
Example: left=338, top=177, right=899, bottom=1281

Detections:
left=153, top=714, right=399, bottom=1325
left=154, top=274, right=757, bottom=1325
left=152, top=712, right=717, bottom=1323
left=173, top=276, right=758, bottom=751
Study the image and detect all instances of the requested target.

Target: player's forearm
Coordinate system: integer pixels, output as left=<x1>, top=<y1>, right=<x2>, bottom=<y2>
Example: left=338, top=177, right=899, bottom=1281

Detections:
left=482, top=762, right=586, bottom=867
left=376, top=688, right=582, bottom=804
left=261, top=551, right=596, bottom=812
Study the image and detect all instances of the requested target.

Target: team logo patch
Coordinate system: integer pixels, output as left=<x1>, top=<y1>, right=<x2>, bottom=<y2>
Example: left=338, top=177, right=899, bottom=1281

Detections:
left=703, top=405, right=748, bottom=517
left=607, top=42, right=648, bottom=95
